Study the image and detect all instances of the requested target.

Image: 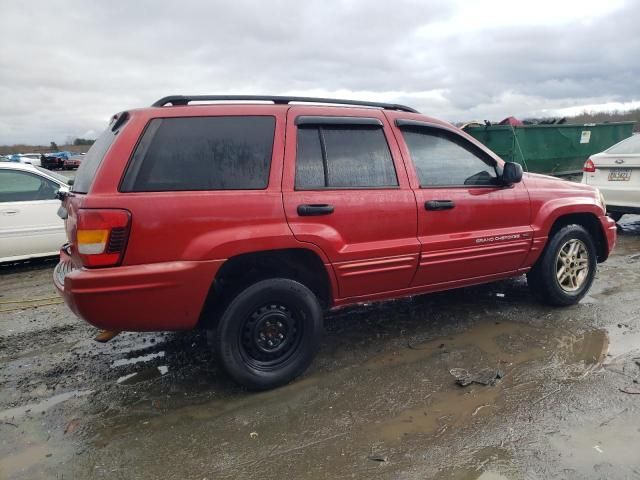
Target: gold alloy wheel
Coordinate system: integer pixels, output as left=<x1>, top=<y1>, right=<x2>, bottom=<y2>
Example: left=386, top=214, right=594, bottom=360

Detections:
left=555, top=239, right=590, bottom=292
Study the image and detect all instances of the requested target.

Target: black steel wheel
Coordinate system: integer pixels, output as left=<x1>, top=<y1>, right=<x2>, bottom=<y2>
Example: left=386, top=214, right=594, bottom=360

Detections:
left=214, top=278, right=323, bottom=390
left=239, top=303, right=303, bottom=370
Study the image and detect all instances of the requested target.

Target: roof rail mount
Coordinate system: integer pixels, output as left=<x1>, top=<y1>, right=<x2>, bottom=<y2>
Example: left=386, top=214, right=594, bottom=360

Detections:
left=151, top=95, right=419, bottom=113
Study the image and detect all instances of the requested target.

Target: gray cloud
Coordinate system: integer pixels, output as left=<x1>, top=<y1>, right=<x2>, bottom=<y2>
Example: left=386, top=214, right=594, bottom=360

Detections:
left=0, top=0, right=638, bottom=144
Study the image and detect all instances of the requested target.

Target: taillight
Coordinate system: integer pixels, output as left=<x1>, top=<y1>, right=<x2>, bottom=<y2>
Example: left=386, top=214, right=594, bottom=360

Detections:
left=75, top=209, right=131, bottom=267
left=583, top=158, right=596, bottom=173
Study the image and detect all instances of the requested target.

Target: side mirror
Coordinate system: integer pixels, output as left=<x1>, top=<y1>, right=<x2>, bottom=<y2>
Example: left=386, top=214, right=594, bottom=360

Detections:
left=55, top=186, right=70, bottom=201
left=502, top=162, right=523, bottom=185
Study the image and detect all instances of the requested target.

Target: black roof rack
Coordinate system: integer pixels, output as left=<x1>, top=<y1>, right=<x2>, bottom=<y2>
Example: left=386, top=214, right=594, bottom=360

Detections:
left=151, top=95, right=419, bottom=113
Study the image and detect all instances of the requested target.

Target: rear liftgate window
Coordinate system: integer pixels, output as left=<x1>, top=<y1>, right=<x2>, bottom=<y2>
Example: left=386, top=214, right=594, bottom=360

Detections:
left=121, top=116, right=276, bottom=191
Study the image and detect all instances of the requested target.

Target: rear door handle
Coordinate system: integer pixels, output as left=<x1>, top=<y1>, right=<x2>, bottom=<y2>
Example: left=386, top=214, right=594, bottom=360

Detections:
left=297, top=204, right=335, bottom=216
left=1, top=209, right=19, bottom=215
left=425, top=200, right=455, bottom=211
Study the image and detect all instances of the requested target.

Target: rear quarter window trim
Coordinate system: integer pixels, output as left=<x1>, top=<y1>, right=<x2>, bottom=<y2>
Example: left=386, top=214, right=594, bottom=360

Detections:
left=295, top=116, right=383, bottom=127
left=72, top=113, right=128, bottom=193
left=119, top=115, right=277, bottom=193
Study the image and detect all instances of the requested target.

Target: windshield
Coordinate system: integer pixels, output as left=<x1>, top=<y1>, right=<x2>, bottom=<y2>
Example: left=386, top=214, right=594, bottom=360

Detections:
left=36, top=166, right=69, bottom=184
left=606, top=134, right=640, bottom=155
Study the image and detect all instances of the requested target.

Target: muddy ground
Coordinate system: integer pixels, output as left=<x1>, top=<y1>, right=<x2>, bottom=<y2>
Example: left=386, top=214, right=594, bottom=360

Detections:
left=1, top=217, right=639, bottom=480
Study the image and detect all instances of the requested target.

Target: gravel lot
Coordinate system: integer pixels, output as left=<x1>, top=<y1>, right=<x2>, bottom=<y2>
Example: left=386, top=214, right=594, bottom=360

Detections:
left=1, top=216, right=639, bottom=479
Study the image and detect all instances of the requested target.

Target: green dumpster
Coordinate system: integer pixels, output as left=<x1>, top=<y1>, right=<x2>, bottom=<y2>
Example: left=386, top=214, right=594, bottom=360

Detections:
left=463, top=121, right=635, bottom=176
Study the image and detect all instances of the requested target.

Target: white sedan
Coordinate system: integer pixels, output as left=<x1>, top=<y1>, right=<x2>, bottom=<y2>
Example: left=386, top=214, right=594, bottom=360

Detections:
left=582, top=134, right=640, bottom=222
left=18, top=153, right=43, bottom=167
left=0, top=162, right=69, bottom=262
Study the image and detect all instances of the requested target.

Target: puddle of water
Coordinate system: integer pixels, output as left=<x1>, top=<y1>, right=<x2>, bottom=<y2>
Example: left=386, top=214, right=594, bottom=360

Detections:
left=547, top=411, right=640, bottom=476
left=605, top=325, right=640, bottom=361
left=0, top=390, right=92, bottom=421
left=116, top=366, right=169, bottom=385
left=374, top=385, right=503, bottom=443
left=68, top=321, right=611, bottom=479
left=0, top=443, right=50, bottom=479
left=432, top=447, right=513, bottom=479
left=364, top=322, right=609, bottom=443
left=111, top=351, right=165, bottom=368
left=116, top=372, right=138, bottom=384
left=555, top=329, right=609, bottom=376
left=105, top=332, right=168, bottom=357
left=366, top=322, right=608, bottom=373
left=364, top=322, right=534, bottom=371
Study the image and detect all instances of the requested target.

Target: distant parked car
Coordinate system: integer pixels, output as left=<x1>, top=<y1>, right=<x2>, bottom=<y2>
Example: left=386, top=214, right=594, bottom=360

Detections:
left=41, top=153, right=65, bottom=170
left=583, top=134, right=640, bottom=222
left=0, top=162, right=69, bottom=262
left=63, top=154, right=83, bottom=170
left=18, top=153, right=43, bottom=167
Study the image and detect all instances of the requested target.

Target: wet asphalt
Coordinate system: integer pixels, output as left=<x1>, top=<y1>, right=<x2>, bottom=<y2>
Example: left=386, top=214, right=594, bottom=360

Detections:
left=0, top=216, right=639, bottom=479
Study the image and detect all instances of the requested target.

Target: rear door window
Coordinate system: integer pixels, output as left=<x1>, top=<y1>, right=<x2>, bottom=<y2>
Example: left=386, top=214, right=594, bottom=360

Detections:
left=295, top=125, right=398, bottom=189
left=121, top=116, right=276, bottom=192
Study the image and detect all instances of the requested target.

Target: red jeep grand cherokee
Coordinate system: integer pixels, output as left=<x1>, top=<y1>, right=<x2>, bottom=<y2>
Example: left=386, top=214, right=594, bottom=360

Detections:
left=54, top=95, right=616, bottom=390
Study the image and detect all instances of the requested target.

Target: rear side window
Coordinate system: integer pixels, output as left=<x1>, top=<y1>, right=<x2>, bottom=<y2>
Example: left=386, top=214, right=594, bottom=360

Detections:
left=400, top=127, right=498, bottom=187
left=73, top=113, right=127, bottom=193
left=121, top=116, right=275, bottom=192
left=295, top=126, right=398, bottom=189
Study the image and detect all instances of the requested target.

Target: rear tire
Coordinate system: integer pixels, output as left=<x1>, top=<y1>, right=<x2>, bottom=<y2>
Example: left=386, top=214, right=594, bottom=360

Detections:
left=527, top=224, right=597, bottom=306
left=213, top=278, right=323, bottom=390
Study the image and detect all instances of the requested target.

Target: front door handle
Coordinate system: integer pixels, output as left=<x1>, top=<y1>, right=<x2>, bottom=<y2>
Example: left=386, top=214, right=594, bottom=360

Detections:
left=297, top=204, right=335, bottom=216
left=425, top=200, right=455, bottom=211
left=1, top=209, right=19, bottom=215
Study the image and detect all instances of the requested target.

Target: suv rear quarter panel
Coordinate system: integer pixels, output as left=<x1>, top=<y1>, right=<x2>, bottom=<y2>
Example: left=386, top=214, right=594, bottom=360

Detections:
left=86, top=105, right=302, bottom=265
left=60, top=105, right=341, bottom=331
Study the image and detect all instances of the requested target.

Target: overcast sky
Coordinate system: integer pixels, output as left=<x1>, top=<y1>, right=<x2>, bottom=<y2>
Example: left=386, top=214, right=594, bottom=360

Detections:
left=1, top=0, right=639, bottom=145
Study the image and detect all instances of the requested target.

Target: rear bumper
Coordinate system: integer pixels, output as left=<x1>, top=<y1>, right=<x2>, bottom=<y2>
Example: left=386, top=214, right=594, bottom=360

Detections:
left=598, top=214, right=617, bottom=261
left=54, top=249, right=224, bottom=331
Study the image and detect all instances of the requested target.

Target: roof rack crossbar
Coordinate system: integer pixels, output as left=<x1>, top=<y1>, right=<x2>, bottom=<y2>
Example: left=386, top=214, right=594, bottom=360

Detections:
left=151, top=95, right=419, bottom=113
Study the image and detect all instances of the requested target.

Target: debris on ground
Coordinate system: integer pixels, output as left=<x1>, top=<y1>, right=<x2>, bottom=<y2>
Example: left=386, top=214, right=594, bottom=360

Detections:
left=64, top=418, right=80, bottom=434
left=450, top=367, right=504, bottom=387
left=367, top=454, right=388, bottom=462
left=619, top=385, right=640, bottom=395
left=250, top=431, right=258, bottom=439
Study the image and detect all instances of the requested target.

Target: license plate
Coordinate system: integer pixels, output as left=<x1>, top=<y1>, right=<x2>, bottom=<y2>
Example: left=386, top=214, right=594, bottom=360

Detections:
left=608, top=168, right=631, bottom=181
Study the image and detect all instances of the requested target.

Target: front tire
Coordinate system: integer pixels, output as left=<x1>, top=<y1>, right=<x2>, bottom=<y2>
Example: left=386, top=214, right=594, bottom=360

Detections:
left=527, top=224, right=597, bottom=306
left=213, top=278, right=323, bottom=390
